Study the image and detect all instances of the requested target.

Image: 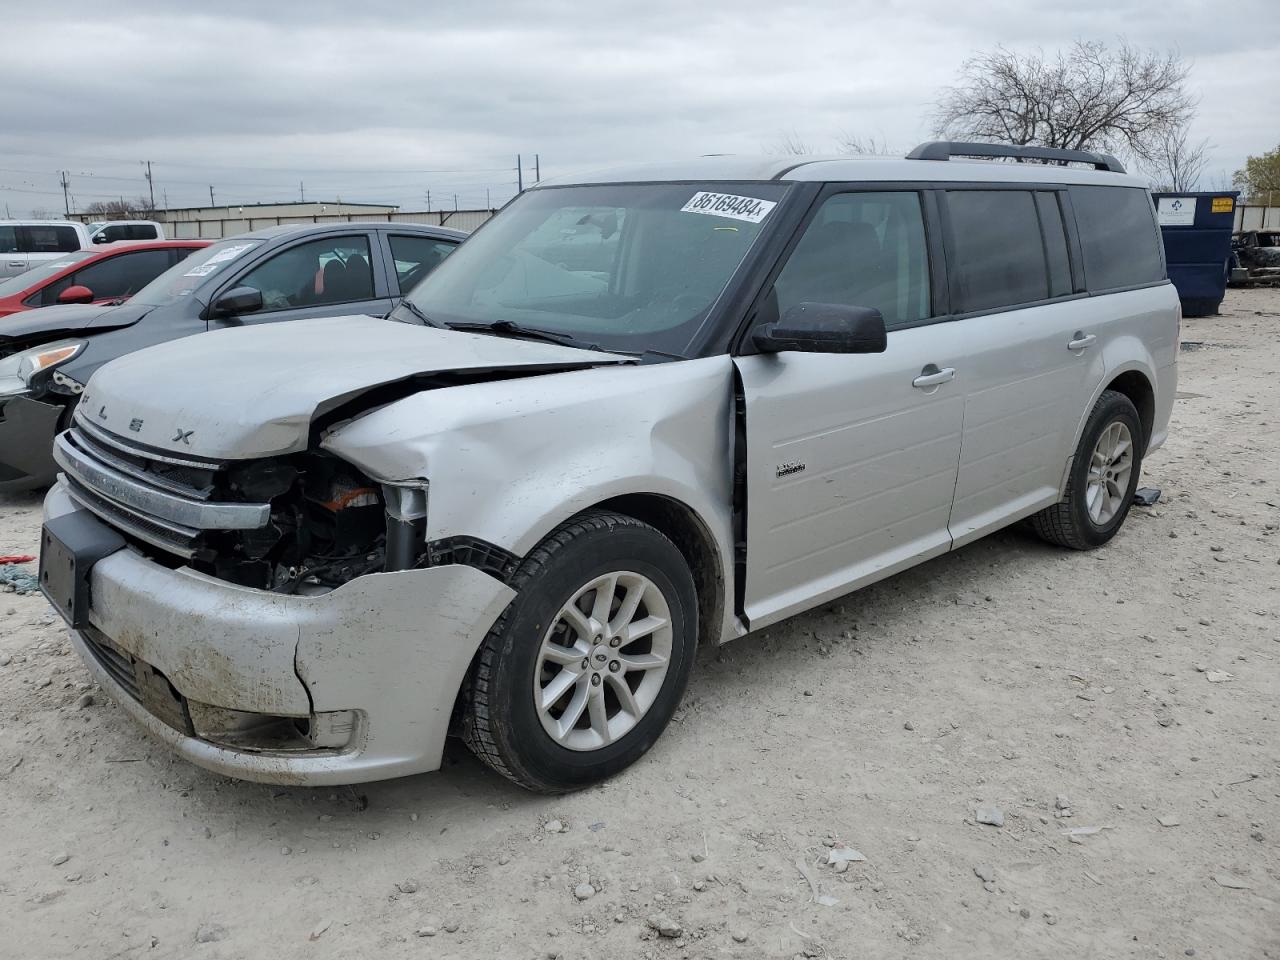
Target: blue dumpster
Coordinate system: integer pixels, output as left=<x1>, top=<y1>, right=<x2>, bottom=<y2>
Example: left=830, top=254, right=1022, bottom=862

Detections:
left=1152, top=191, right=1239, bottom=317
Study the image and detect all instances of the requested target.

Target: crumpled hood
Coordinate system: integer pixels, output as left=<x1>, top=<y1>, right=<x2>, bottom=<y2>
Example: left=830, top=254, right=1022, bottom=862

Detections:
left=0, top=301, right=148, bottom=347
left=79, top=314, right=626, bottom=459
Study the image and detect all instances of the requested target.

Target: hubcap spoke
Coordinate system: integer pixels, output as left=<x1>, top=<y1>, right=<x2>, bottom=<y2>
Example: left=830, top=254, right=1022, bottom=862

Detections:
left=609, top=578, right=645, bottom=636
left=606, top=673, right=641, bottom=718
left=587, top=686, right=612, bottom=745
left=539, top=667, right=580, bottom=710
left=589, top=574, right=619, bottom=625
left=620, top=614, right=668, bottom=646
left=556, top=680, right=590, bottom=737
left=560, top=603, right=594, bottom=642
left=540, top=638, right=589, bottom=667
left=617, top=651, right=668, bottom=671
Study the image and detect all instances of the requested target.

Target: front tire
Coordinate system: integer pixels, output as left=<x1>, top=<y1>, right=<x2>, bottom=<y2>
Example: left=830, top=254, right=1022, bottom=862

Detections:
left=1031, top=389, right=1143, bottom=550
left=463, top=511, right=697, bottom=793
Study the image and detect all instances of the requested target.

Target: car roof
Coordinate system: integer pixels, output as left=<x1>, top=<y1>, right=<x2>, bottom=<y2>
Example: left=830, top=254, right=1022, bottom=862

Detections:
left=88, top=239, right=210, bottom=252
left=0, top=219, right=87, bottom=227
left=235, top=221, right=469, bottom=241
left=536, top=154, right=1148, bottom=189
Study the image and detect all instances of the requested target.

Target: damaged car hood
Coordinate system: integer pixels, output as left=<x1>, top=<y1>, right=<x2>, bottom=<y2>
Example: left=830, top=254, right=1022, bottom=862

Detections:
left=79, top=314, right=628, bottom=459
left=0, top=302, right=148, bottom=348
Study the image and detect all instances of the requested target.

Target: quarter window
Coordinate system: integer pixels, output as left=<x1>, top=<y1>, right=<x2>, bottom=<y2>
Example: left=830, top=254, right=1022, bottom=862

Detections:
left=1070, top=186, right=1165, bottom=291
left=945, top=190, right=1048, bottom=312
left=0, top=226, right=17, bottom=254
left=773, top=191, right=930, bottom=327
left=388, top=234, right=457, bottom=293
left=236, top=236, right=375, bottom=310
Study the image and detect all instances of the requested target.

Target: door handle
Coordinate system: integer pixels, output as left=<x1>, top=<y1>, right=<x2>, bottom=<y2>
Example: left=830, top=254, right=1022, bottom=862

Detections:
left=7, top=260, right=24, bottom=267
left=1068, top=333, right=1097, bottom=351
left=912, top=365, right=956, bottom=389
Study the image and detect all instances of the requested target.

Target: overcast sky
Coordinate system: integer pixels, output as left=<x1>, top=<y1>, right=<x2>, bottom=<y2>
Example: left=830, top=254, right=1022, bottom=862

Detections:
left=1, top=0, right=1276, bottom=217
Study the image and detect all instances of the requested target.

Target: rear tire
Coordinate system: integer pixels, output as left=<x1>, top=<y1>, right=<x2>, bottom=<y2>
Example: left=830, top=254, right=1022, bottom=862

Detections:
left=463, top=510, right=697, bottom=793
left=1031, top=389, right=1143, bottom=550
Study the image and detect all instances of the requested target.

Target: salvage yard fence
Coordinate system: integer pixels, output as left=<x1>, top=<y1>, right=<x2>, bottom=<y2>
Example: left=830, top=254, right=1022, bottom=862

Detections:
left=163, top=208, right=496, bottom=240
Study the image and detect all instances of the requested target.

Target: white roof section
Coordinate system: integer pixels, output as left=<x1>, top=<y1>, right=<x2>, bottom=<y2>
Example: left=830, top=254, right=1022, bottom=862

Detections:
left=537, top=154, right=1145, bottom=189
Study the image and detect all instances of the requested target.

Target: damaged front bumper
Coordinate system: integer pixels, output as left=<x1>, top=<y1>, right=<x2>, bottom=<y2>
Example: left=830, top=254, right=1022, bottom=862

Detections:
left=0, top=390, right=64, bottom=492
left=46, top=481, right=516, bottom=785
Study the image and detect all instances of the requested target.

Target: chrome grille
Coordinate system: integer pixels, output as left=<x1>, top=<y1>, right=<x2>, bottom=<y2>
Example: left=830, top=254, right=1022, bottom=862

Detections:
left=54, top=423, right=271, bottom=559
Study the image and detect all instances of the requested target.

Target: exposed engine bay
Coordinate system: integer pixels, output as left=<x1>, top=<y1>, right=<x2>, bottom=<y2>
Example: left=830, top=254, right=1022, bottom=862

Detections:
left=191, top=452, right=394, bottom=593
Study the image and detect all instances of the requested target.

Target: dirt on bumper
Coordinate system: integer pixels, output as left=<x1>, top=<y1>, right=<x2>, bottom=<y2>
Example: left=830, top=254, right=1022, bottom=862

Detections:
left=45, top=481, right=518, bottom=784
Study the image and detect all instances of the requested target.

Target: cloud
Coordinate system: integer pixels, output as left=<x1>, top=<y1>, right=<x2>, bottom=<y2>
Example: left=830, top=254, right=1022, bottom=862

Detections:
left=0, top=0, right=1275, bottom=215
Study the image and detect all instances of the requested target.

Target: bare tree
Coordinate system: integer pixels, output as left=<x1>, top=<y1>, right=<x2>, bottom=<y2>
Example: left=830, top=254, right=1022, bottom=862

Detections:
left=1144, top=125, right=1210, bottom=191
left=836, top=132, right=892, bottom=156
left=82, top=197, right=155, bottom=219
left=769, top=130, right=815, bottom=155
left=933, top=40, right=1195, bottom=164
left=28, top=206, right=58, bottom=220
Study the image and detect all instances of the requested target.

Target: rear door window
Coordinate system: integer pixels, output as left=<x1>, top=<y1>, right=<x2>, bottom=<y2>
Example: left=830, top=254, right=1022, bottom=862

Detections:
left=40, top=249, right=174, bottom=304
left=0, top=226, right=17, bottom=254
left=772, top=190, right=931, bottom=327
left=1069, top=186, right=1165, bottom=291
left=235, top=236, right=375, bottom=311
left=388, top=234, right=458, bottom=293
left=19, top=225, right=81, bottom=253
left=945, top=190, right=1048, bottom=312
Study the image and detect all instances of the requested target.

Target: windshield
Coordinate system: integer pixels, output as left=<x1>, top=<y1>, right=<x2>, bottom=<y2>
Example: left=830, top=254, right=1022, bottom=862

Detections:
left=0, top=251, right=95, bottom=297
left=128, top=238, right=262, bottom=306
left=403, top=182, right=790, bottom=355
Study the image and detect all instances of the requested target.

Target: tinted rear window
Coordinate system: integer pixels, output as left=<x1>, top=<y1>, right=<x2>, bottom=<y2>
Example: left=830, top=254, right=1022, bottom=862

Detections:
left=945, top=190, right=1048, bottom=312
left=20, top=225, right=80, bottom=253
left=1069, top=186, right=1164, bottom=291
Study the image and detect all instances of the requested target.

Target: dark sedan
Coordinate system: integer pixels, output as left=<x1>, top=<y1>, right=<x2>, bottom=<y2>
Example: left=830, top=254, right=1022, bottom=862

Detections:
left=0, top=222, right=464, bottom=491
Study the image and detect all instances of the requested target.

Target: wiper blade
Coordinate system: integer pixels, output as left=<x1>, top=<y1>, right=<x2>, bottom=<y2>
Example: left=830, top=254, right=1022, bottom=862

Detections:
left=446, top=319, right=608, bottom=353
left=390, top=298, right=439, bottom=327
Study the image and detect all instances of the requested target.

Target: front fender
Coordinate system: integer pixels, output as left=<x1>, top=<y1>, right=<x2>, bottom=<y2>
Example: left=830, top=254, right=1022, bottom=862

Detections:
left=323, top=356, right=737, bottom=628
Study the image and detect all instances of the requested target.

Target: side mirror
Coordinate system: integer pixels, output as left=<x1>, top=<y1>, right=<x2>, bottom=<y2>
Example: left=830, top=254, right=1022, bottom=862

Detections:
left=91, top=234, right=109, bottom=244
left=211, top=286, right=263, bottom=317
left=57, top=285, right=95, bottom=305
left=752, top=302, right=887, bottom=354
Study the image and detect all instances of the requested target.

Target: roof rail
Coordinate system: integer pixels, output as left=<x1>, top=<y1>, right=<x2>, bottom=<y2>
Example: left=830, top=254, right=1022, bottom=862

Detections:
left=907, top=141, right=1126, bottom=174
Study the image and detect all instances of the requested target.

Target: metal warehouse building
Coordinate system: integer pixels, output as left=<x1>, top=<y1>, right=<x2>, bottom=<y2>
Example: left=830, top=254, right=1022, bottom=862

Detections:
left=73, top=200, right=495, bottom=238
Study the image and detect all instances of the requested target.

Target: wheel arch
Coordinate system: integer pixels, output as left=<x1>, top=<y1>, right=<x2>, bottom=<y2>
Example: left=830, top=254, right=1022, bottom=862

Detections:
left=1103, top=368, right=1155, bottom=450
left=591, top=492, right=726, bottom=654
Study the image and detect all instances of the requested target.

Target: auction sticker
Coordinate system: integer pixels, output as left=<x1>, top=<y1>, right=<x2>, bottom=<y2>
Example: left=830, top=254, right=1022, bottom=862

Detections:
left=681, top=191, right=777, bottom=224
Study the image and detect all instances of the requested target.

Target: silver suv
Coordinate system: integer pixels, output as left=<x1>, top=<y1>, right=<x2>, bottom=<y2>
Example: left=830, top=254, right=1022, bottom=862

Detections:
left=40, top=143, right=1178, bottom=791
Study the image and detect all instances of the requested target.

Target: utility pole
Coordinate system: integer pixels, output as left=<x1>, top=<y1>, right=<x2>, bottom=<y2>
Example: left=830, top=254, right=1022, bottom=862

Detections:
left=535, top=154, right=540, bottom=182
left=486, top=187, right=490, bottom=209
left=453, top=194, right=458, bottom=211
left=299, top=181, right=306, bottom=203
left=209, top=185, right=215, bottom=206
left=59, top=171, right=71, bottom=215
left=425, top=189, right=431, bottom=212
left=517, top=154, right=523, bottom=193
left=143, top=160, right=155, bottom=210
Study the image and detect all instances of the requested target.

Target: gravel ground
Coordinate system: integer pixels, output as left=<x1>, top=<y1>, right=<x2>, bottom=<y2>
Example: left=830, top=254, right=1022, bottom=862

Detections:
left=1, top=288, right=1277, bottom=960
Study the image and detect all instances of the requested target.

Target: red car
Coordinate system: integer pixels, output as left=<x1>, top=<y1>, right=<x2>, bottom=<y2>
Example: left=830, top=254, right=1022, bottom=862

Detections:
left=0, top=240, right=210, bottom=318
